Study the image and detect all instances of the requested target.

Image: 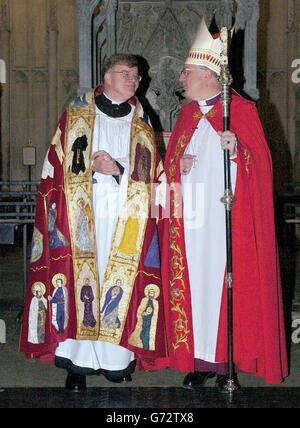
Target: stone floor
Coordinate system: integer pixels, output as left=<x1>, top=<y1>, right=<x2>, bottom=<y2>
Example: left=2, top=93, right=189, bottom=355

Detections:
left=1, top=387, right=300, bottom=408
left=0, top=236, right=300, bottom=407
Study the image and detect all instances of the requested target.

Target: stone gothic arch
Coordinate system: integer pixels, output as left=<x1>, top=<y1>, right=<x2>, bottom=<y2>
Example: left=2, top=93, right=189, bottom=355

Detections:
left=77, top=0, right=260, bottom=131
left=77, top=0, right=118, bottom=92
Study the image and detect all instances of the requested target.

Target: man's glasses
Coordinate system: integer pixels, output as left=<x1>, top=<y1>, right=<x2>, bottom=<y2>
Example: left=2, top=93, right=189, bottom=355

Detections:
left=109, top=71, right=142, bottom=82
left=180, top=68, right=195, bottom=77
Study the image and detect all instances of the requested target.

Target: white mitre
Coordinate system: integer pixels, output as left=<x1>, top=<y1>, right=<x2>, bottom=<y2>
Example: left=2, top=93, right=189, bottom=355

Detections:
left=185, top=19, right=222, bottom=75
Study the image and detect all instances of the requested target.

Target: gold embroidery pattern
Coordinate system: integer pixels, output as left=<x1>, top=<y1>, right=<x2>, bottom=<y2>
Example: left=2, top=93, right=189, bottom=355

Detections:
left=205, top=107, right=217, bottom=118
left=168, top=131, right=191, bottom=353
left=98, top=106, right=156, bottom=345
left=38, top=187, right=60, bottom=199
left=168, top=134, right=186, bottom=183
left=243, top=149, right=251, bottom=173
left=193, top=111, right=202, bottom=121
left=128, top=284, right=160, bottom=350
left=62, top=97, right=157, bottom=342
left=169, top=220, right=190, bottom=353
left=30, top=266, right=49, bottom=272
left=64, top=91, right=100, bottom=340
left=138, top=271, right=161, bottom=281
left=51, top=254, right=73, bottom=261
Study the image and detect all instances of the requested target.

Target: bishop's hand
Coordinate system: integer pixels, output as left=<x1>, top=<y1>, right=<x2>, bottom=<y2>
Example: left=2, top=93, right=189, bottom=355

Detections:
left=218, top=131, right=237, bottom=158
left=180, top=154, right=194, bottom=175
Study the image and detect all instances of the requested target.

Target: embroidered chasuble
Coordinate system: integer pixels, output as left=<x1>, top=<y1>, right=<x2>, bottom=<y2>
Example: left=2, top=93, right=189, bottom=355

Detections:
left=20, top=88, right=168, bottom=371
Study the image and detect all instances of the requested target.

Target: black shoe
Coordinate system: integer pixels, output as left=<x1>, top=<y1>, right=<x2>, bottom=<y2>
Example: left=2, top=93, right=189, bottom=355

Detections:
left=99, top=360, right=135, bottom=384
left=100, top=369, right=132, bottom=384
left=216, top=374, right=241, bottom=392
left=183, top=371, right=216, bottom=389
left=65, top=373, right=87, bottom=392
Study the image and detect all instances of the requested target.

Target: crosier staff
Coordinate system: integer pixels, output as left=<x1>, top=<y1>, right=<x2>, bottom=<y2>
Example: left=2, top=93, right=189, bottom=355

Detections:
left=219, top=27, right=240, bottom=394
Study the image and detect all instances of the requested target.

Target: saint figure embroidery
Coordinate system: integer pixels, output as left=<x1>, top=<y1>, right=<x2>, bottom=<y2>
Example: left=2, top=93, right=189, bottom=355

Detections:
left=75, top=198, right=93, bottom=253
left=48, top=202, right=69, bottom=250
left=49, top=273, right=68, bottom=334
left=101, top=279, right=124, bottom=330
left=131, top=142, right=151, bottom=183
left=129, top=284, right=160, bottom=350
left=28, top=282, right=47, bottom=344
left=80, top=278, right=96, bottom=328
left=71, top=130, right=88, bottom=175
left=31, top=227, right=44, bottom=263
left=118, top=204, right=140, bottom=255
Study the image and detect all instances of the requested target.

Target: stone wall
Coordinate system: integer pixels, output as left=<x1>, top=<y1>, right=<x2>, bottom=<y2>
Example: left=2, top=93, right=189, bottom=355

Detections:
left=115, top=0, right=234, bottom=132
left=78, top=0, right=259, bottom=132
left=257, top=0, right=300, bottom=192
left=0, top=0, right=299, bottom=186
left=0, top=0, right=78, bottom=181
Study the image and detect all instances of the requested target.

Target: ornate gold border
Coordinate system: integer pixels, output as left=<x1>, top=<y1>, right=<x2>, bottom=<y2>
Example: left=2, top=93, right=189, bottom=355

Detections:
left=98, top=104, right=157, bottom=345
left=63, top=91, right=100, bottom=340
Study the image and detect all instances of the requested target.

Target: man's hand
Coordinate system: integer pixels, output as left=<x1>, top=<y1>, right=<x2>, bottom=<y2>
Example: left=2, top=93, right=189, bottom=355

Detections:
left=218, top=131, right=237, bottom=158
left=180, top=154, right=195, bottom=175
left=91, top=151, right=120, bottom=175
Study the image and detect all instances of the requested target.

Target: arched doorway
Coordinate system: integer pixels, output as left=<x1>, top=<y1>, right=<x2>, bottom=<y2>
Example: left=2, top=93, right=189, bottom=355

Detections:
left=77, top=0, right=117, bottom=93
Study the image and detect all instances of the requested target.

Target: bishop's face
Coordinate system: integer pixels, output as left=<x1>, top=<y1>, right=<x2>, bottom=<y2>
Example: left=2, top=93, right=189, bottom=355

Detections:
left=179, top=65, right=209, bottom=101
left=104, top=64, right=140, bottom=102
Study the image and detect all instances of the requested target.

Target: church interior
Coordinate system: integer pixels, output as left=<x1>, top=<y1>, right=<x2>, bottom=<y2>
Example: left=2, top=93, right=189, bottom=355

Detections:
left=1, top=0, right=300, bottom=409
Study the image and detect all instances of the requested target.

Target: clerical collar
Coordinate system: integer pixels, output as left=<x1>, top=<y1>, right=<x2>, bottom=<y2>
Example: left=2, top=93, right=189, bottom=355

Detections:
left=198, top=92, right=221, bottom=107
left=95, top=92, right=132, bottom=118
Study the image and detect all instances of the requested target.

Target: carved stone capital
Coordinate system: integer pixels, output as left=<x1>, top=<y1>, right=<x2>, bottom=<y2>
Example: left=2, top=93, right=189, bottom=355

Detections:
left=236, top=0, right=259, bottom=30
left=287, top=0, right=297, bottom=32
left=49, top=1, right=58, bottom=32
left=62, top=69, right=79, bottom=94
left=106, top=0, right=118, bottom=13
left=77, top=0, right=102, bottom=19
left=0, top=0, right=10, bottom=31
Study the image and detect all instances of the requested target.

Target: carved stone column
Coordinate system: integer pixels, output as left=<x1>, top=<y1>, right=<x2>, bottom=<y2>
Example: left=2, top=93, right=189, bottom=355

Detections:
left=236, top=0, right=260, bottom=100
left=106, top=0, right=118, bottom=57
left=77, top=0, right=99, bottom=93
left=0, top=0, right=10, bottom=180
left=77, top=0, right=118, bottom=93
left=287, top=0, right=299, bottom=177
left=48, top=0, right=59, bottom=138
left=93, top=12, right=106, bottom=86
left=0, top=59, right=5, bottom=181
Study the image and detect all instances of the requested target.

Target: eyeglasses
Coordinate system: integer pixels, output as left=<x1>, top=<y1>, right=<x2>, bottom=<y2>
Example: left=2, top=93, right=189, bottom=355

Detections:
left=109, top=70, right=142, bottom=82
left=180, top=68, right=195, bottom=77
